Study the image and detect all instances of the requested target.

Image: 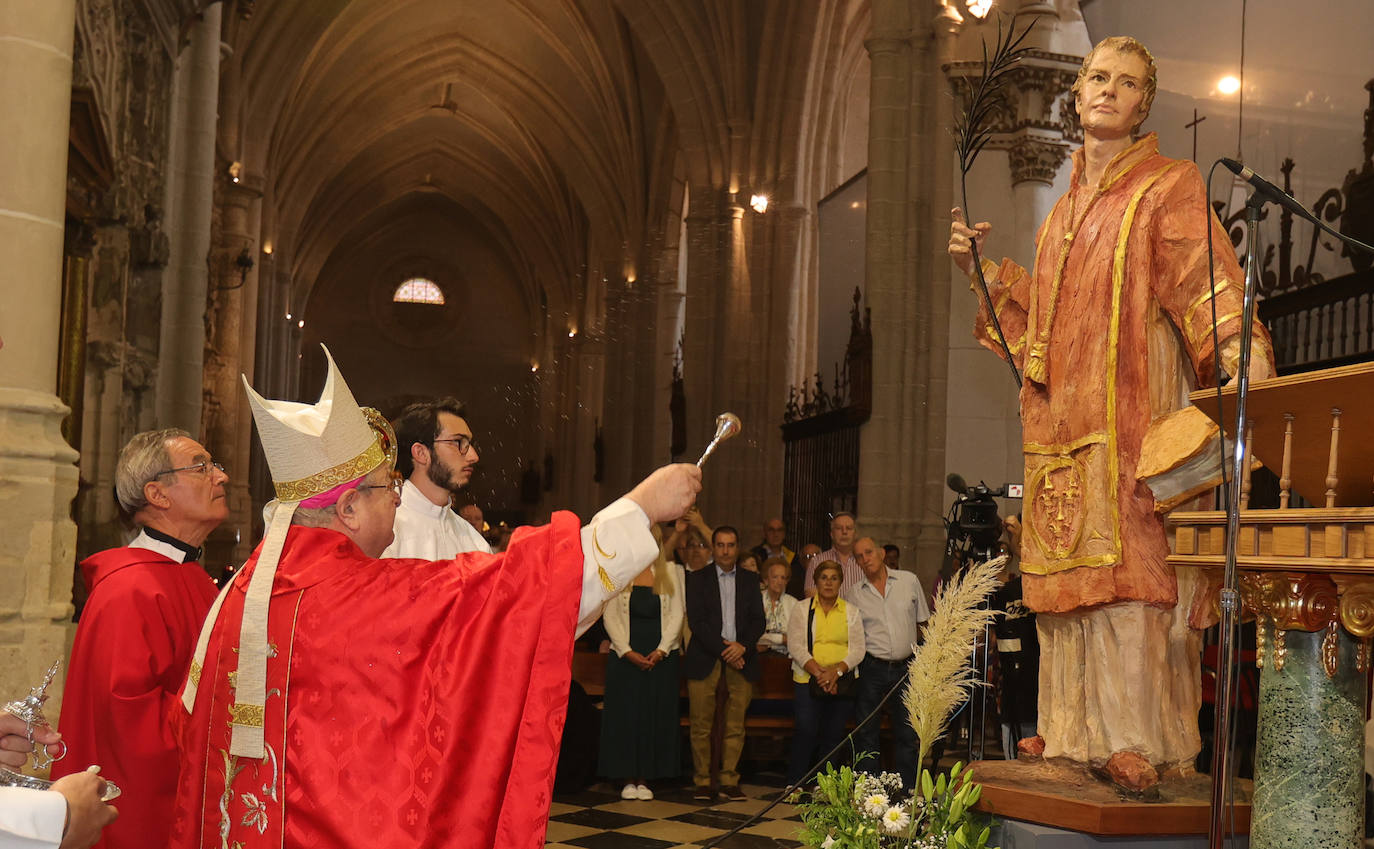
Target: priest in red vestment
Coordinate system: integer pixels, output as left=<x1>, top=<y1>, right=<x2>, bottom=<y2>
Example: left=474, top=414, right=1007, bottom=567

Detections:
left=169, top=347, right=700, bottom=849
left=52, top=429, right=227, bottom=849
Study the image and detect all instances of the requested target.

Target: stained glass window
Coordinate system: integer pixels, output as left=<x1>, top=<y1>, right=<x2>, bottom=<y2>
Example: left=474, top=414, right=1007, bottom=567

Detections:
left=393, top=277, right=445, bottom=304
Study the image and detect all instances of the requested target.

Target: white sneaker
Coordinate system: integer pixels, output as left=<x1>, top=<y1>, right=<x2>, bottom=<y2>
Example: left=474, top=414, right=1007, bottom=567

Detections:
left=620, top=783, right=638, bottom=800
left=635, top=784, right=654, bottom=801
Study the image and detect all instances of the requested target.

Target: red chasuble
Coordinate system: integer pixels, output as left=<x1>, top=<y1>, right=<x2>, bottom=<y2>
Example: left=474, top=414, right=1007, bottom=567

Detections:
left=53, top=545, right=220, bottom=849
left=170, top=512, right=584, bottom=849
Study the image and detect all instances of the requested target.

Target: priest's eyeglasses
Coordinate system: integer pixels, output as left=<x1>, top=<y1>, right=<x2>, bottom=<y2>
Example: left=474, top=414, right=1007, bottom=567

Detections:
left=155, top=460, right=225, bottom=478
left=432, top=435, right=476, bottom=454
left=357, top=475, right=403, bottom=496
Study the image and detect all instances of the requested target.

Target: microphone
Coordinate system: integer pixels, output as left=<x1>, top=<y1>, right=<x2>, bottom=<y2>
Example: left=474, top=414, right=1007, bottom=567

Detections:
left=1220, top=158, right=1321, bottom=228
left=946, top=473, right=968, bottom=495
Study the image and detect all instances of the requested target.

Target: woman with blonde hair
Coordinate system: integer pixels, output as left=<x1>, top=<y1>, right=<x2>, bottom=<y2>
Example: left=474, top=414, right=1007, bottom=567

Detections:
left=598, top=525, right=685, bottom=800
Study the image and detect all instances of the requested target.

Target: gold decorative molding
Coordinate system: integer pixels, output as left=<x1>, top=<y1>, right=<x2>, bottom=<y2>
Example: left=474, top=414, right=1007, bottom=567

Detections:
left=1334, top=576, right=1374, bottom=638
left=1237, top=572, right=1374, bottom=676
left=1238, top=572, right=1338, bottom=633
left=1323, top=621, right=1340, bottom=678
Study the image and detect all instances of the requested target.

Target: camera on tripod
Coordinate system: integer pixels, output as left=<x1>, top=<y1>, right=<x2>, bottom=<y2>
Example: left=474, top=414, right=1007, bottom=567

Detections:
left=939, top=473, right=1026, bottom=763
left=944, top=473, right=1021, bottom=565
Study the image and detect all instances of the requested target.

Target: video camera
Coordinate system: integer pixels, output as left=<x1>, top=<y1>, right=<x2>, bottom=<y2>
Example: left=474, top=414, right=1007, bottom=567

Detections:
left=943, top=473, right=1022, bottom=565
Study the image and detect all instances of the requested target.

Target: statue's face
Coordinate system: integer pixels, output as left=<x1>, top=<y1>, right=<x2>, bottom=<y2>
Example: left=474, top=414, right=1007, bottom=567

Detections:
left=1075, top=49, right=1149, bottom=139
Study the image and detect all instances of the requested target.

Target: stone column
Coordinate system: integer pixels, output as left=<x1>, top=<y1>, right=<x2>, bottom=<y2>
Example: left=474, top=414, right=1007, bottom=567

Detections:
left=0, top=0, right=80, bottom=715
left=1251, top=625, right=1365, bottom=849
left=201, top=177, right=261, bottom=568
left=158, top=3, right=223, bottom=433
left=678, top=190, right=780, bottom=527
left=1008, top=138, right=1071, bottom=263
left=681, top=196, right=729, bottom=514
left=860, top=0, right=951, bottom=580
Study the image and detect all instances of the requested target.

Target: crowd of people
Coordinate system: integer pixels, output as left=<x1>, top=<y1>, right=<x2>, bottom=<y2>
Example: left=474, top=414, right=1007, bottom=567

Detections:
left=591, top=506, right=1036, bottom=804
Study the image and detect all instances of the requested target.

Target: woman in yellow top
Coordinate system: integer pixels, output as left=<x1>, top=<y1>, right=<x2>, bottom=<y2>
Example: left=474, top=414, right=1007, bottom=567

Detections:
left=784, top=560, right=866, bottom=785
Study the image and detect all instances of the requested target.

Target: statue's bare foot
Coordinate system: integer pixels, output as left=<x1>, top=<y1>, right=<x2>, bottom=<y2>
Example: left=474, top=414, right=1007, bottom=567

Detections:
left=1016, top=735, right=1045, bottom=759
left=1106, top=751, right=1159, bottom=792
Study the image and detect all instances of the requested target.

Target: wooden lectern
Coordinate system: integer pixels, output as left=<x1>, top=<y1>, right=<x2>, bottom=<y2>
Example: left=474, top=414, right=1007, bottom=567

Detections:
left=1168, top=360, right=1374, bottom=849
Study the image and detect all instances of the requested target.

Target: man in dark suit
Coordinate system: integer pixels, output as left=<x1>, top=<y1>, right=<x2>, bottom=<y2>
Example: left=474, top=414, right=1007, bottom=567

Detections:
left=685, top=525, right=765, bottom=802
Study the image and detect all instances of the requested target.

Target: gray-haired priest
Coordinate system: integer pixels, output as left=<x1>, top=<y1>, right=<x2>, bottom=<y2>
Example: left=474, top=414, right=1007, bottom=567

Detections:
left=169, top=347, right=699, bottom=849
left=54, top=428, right=226, bottom=849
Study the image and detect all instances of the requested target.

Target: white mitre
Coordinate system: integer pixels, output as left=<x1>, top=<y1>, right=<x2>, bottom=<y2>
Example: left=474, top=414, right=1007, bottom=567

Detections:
left=182, top=345, right=396, bottom=758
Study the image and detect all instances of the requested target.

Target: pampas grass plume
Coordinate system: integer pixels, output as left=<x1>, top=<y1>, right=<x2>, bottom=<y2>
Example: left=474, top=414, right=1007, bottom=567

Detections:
left=904, top=555, right=1007, bottom=768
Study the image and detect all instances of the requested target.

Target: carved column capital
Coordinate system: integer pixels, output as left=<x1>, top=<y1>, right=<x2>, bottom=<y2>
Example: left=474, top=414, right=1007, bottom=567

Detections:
left=1241, top=571, right=1374, bottom=676
left=946, top=50, right=1085, bottom=155
left=864, top=36, right=910, bottom=58
left=1008, top=137, right=1071, bottom=186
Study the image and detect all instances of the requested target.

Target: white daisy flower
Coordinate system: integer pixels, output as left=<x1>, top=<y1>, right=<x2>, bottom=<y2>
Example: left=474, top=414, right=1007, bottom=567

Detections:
left=861, top=791, right=890, bottom=817
left=881, top=805, right=912, bottom=834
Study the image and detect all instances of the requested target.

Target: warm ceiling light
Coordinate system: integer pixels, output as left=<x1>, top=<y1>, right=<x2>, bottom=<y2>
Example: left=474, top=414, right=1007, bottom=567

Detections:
left=967, top=0, right=994, bottom=19
left=850, top=201, right=861, bottom=209
left=1218, top=75, right=1241, bottom=95
left=285, top=313, right=292, bottom=320
left=568, top=329, right=577, bottom=338
left=531, top=363, right=539, bottom=373
left=297, top=320, right=305, bottom=329
left=749, top=193, right=769, bottom=214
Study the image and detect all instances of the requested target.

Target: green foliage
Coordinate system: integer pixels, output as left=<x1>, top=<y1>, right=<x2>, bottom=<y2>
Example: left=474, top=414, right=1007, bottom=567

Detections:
left=796, top=760, right=998, bottom=849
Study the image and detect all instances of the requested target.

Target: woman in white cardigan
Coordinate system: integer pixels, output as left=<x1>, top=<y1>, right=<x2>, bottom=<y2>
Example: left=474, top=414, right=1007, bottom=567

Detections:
left=785, top=560, right=865, bottom=785
left=598, top=538, right=685, bottom=801
left=758, top=556, right=798, bottom=657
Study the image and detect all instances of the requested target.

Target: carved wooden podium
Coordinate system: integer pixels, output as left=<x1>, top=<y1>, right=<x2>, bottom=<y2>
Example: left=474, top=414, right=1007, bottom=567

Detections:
left=1168, top=360, right=1374, bottom=849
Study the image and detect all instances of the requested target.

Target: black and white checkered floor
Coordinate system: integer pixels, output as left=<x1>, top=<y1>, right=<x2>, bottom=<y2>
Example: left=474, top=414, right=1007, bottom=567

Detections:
left=544, top=777, right=804, bottom=849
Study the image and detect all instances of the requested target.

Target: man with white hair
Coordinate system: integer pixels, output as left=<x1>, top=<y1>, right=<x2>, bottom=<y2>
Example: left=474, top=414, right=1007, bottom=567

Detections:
left=170, top=348, right=700, bottom=849
left=52, top=429, right=226, bottom=849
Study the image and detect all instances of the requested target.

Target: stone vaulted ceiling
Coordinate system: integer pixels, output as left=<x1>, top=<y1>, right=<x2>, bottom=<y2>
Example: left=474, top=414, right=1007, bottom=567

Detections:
left=227, top=0, right=672, bottom=328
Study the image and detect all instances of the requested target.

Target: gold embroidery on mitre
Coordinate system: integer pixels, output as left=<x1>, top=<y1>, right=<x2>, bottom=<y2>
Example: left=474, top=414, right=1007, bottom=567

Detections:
left=361, top=407, right=398, bottom=470
left=272, top=439, right=385, bottom=501
left=189, top=661, right=202, bottom=687
left=230, top=703, right=265, bottom=728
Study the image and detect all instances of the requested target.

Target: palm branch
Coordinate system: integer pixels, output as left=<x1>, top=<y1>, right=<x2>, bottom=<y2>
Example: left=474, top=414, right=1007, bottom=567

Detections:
left=953, top=14, right=1036, bottom=389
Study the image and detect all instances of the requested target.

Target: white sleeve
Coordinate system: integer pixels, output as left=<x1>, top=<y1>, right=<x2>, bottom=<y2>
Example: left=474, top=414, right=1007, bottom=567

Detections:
left=459, top=517, right=493, bottom=554
left=786, top=601, right=813, bottom=672
left=575, top=498, right=658, bottom=637
left=602, top=593, right=632, bottom=657
left=843, top=605, right=867, bottom=672
left=911, top=575, right=932, bottom=623
left=658, top=569, right=685, bottom=654
left=0, top=788, right=66, bottom=849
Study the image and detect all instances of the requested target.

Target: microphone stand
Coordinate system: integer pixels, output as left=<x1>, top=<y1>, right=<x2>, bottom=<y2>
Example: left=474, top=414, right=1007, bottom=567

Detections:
left=1206, top=193, right=1263, bottom=849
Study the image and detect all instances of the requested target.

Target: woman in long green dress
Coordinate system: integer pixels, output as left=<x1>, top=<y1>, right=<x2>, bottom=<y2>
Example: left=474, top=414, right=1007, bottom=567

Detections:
left=598, top=545, right=684, bottom=800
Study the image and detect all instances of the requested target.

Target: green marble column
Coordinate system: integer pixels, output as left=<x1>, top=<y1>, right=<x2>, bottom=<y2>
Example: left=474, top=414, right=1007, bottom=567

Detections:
left=1251, top=627, right=1365, bottom=849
